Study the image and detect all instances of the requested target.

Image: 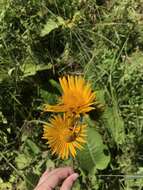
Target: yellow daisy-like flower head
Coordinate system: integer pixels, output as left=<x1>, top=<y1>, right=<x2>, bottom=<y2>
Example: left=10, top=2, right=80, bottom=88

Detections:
left=44, top=75, right=96, bottom=114
left=42, top=114, right=86, bottom=159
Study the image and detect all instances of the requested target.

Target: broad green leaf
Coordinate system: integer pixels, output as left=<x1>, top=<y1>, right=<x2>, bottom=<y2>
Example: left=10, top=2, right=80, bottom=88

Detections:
left=103, top=105, right=125, bottom=145
left=101, top=86, right=125, bottom=145
left=41, top=19, right=58, bottom=37
left=88, top=168, right=100, bottom=189
left=21, top=62, right=52, bottom=78
left=77, top=127, right=110, bottom=172
left=21, top=62, right=36, bottom=77
left=26, top=139, right=40, bottom=155
left=57, top=16, right=65, bottom=25
left=95, top=90, right=106, bottom=104
left=40, top=16, right=65, bottom=37
left=15, top=153, right=32, bottom=170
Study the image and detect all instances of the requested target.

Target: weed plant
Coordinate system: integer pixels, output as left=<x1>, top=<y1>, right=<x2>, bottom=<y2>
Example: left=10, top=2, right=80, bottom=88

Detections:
left=0, top=0, right=143, bottom=189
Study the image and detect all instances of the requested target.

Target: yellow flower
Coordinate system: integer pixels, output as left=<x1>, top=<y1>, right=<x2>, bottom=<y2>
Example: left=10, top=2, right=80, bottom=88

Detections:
left=43, top=75, right=96, bottom=114
left=42, top=114, right=87, bottom=159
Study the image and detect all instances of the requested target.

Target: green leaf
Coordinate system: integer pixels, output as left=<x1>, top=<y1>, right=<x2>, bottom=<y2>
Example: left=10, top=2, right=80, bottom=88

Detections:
left=15, top=153, right=32, bottom=170
left=0, top=178, right=12, bottom=190
left=21, top=62, right=52, bottom=78
left=0, top=111, right=7, bottom=124
left=95, top=90, right=106, bottom=104
left=20, top=56, right=52, bottom=78
left=40, top=89, right=58, bottom=104
left=45, top=159, right=55, bottom=169
left=0, top=69, right=8, bottom=83
left=40, top=16, right=65, bottom=37
left=25, top=172, right=39, bottom=190
left=0, top=0, right=7, bottom=13
left=26, top=139, right=40, bottom=155
left=77, top=127, right=110, bottom=172
left=49, top=79, right=62, bottom=93
left=103, top=105, right=125, bottom=145
left=120, top=51, right=143, bottom=83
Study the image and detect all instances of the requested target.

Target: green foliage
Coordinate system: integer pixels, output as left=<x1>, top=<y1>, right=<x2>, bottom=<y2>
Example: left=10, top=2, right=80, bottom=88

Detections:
left=21, top=56, right=53, bottom=78
left=15, top=153, right=32, bottom=170
left=103, top=105, right=125, bottom=145
left=77, top=127, right=110, bottom=171
left=40, top=16, right=65, bottom=37
left=0, top=0, right=143, bottom=189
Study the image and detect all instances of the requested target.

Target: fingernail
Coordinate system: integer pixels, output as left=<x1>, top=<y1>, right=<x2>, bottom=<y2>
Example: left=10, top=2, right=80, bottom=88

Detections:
left=71, top=173, right=79, bottom=181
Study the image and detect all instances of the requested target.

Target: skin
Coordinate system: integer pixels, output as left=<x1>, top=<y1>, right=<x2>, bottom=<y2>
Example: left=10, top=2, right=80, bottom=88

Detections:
left=34, top=167, right=79, bottom=190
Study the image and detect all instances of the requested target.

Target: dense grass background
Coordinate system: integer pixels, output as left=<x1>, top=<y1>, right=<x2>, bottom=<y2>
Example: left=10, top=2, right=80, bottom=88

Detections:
left=0, top=0, right=143, bottom=189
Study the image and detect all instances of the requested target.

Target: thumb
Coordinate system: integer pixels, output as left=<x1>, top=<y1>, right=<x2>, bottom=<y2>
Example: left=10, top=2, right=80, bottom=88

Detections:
left=60, top=173, right=79, bottom=190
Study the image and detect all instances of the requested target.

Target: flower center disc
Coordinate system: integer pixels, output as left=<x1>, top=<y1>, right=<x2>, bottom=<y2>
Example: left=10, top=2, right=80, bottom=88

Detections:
left=62, top=128, right=77, bottom=143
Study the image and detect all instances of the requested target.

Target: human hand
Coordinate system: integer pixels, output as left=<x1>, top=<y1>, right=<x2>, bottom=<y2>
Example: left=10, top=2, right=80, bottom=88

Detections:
left=34, top=167, right=79, bottom=190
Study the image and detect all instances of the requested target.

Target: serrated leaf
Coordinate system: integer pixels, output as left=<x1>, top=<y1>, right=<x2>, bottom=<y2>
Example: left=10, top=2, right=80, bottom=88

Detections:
left=77, top=127, right=110, bottom=171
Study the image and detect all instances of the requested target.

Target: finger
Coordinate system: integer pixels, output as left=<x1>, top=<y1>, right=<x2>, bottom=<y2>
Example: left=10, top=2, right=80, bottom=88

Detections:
left=60, top=173, right=79, bottom=190
left=47, top=167, right=74, bottom=177
left=41, top=167, right=74, bottom=189
left=36, top=169, right=50, bottom=187
left=40, top=167, right=54, bottom=178
left=40, top=168, right=51, bottom=179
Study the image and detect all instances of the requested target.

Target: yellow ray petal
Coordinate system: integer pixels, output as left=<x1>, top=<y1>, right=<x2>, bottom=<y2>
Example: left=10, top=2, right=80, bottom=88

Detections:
left=43, top=76, right=96, bottom=114
left=42, top=114, right=87, bottom=159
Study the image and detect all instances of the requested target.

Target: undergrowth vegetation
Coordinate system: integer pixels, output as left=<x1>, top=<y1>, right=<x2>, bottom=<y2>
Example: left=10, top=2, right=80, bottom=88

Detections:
left=0, top=0, right=143, bottom=189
